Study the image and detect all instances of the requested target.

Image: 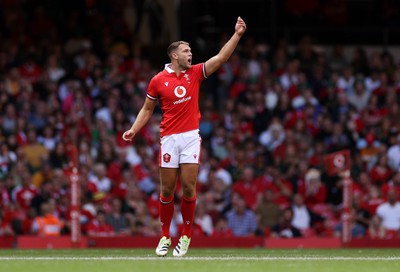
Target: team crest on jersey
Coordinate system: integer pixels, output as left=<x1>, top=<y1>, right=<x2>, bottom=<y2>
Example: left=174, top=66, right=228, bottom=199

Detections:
left=174, top=86, right=187, bottom=98
left=163, top=153, right=171, bottom=163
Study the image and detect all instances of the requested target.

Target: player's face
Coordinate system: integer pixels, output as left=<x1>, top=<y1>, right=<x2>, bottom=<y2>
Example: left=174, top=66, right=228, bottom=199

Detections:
left=176, top=44, right=192, bottom=70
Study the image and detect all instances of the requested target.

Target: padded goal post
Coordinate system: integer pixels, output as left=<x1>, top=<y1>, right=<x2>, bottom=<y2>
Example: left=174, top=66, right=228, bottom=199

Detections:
left=67, top=144, right=81, bottom=248
left=323, top=149, right=352, bottom=245
left=341, top=172, right=353, bottom=245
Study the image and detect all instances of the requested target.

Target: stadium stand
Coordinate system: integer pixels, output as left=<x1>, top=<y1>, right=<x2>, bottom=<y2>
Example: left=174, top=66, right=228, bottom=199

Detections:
left=0, top=0, right=400, bottom=249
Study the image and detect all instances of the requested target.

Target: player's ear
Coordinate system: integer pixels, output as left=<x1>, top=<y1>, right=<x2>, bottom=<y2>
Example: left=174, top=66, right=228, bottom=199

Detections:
left=172, top=52, right=178, bottom=60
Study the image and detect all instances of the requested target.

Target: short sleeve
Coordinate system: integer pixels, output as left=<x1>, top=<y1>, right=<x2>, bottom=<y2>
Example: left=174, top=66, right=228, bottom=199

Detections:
left=192, top=63, right=207, bottom=82
left=147, top=78, right=158, bottom=100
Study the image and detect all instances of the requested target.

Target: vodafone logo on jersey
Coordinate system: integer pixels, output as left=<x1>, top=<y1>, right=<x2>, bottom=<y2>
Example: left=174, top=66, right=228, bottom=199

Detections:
left=174, top=86, right=187, bottom=98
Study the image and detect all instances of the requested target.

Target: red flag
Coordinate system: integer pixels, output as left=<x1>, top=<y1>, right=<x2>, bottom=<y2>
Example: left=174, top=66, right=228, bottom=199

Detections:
left=323, top=149, right=351, bottom=176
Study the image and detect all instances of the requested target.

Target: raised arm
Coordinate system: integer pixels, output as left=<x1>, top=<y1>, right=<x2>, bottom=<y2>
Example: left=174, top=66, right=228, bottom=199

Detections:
left=204, top=16, right=246, bottom=77
left=122, top=97, right=157, bottom=141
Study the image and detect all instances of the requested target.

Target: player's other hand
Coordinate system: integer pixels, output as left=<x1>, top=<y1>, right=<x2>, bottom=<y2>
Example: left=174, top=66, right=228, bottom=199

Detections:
left=122, top=129, right=135, bottom=141
left=235, top=16, right=247, bottom=37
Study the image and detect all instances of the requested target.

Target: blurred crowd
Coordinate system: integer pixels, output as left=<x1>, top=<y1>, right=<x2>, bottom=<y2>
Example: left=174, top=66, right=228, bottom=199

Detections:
left=1, top=1, right=400, bottom=240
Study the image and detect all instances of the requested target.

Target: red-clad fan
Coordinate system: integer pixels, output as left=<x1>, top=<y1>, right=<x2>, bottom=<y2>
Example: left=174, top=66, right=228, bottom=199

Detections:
left=87, top=210, right=115, bottom=237
left=11, top=169, right=38, bottom=211
left=297, top=168, right=327, bottom=208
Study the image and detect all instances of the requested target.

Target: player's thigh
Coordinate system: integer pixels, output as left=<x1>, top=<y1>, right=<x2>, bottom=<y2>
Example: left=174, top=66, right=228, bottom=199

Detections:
left=160, top=134, right=179, bottom=168
left=160, top=167, right=179, bottom=197
left=179, top=163, right=199, bottom=197
left=179, top=130, right=201, bottom=165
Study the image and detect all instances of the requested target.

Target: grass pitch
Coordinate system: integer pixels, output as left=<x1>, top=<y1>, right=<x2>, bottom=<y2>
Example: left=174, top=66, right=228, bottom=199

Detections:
left=0, top=248, right=399, bottom=272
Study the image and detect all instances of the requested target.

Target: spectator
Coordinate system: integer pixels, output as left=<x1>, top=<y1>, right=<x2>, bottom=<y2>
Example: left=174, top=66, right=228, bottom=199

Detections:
left=124, top=183, right=146, bottom=215
left=368, top=153, right=393, bottom=185
left=28, top=101, right=49, bottom=132
left=358, top=132, right=381, bottom=169
left=347, top=78, right=372, bottom=112
left=324, top=122, right=351, bottom=152
left=43, top=54, right=66, bottom=83
left=4, top=66, right=33, bottom=98
left=258, top=122, right=285, bottom=152
left=0, top=177, right=11, bottom=208
left=280, top=59, right=301, bottom=91
left=256, top=166, right=293, bottom=208
left=255, top=189, right=281, bottom=235
left=364, top=184, right=385, bottom=216
left=376, top=189, right=400, bottom=238
left=194, top=202, right=214, bottom=236
left=95, top=95, right=119, bottom=130
left=291, top=86, right=319, bottom=110
left=352, top=192, right=371, bottom=233
left=212, top=216, right=233, bottom=238
left=130, top=201, right=159, bottom=237
left=362, top=94, right=385, bottom=128
left=2, top=104, right=18, bottom=136
left=31, top=200, right=64, bottom=236
left=203, top=174, right=232, bottom=216
left=291, top=193, right=324, bottom=235
left=381, top=171, right=400, bottom=200
left=387, top=135, right=400, bottom=171
left=198, top=156, right=233, bottom=187
left=298, top=168, right=327, bottom=208
left=87, top=210, right=115, bottom=237
left=48, top=142, right=69, bottom=170
left=38, top=125, right=57, bottom=152
left=337, top=65, right=355, bottom=93
left=0, top=213, right=14, bottom=237
left=232, top=165, right=262, bottom=209
left=226, top=196, right=257, bottom=236
left=0, top=143, right=17, bottom=179
left=11, top=169, right=38, bottom=211
left=88, top=163, right=112, bottom=194
left=20, top=129, right=49, bottom=173
left=105, top=197, right=131, bottom=236
left=271, top=208, right=302, bottom=238
left=30, top=181, right=54, bottom=216
left=367, top=215, right=386, bottom=239
left=96, top=139, right=117, bottom=166
left=77, top=139, right=94, bottom=168
left=334, top=208, right=366, bottom=238
left=209, top=126, right=230, bottom=161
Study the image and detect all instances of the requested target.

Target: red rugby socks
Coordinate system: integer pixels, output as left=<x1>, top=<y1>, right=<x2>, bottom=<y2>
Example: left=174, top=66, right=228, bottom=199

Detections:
left=159, top=194, right=174, bottom=238
left=180, top=195, right=196, bottom=238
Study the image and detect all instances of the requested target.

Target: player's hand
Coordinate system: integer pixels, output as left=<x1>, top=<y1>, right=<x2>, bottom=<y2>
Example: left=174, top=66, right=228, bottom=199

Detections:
left=235, top=16, right=246, bottom=37
left=122, top=129, right=136, bottom=141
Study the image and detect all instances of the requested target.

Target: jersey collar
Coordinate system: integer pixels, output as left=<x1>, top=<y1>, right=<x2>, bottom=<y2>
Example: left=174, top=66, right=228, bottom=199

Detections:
left=164, top=63, right=186, bottom=74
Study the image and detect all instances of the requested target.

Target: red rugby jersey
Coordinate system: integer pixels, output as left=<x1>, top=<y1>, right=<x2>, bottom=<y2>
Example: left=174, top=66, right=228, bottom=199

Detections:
left=147, top=63, right=206, bottom=136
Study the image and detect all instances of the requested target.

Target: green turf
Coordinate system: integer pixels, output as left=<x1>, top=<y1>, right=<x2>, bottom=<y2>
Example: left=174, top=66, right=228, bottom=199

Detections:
left=0, top=248, right=399, bottom=272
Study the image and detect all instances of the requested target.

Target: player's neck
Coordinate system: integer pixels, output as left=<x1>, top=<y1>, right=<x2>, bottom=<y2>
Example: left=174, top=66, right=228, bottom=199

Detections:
left=170, top=63, right=185, bottom=76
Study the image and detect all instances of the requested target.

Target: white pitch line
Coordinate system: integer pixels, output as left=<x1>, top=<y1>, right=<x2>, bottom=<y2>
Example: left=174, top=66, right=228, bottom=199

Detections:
left=0, top=256, right=399, bottom=261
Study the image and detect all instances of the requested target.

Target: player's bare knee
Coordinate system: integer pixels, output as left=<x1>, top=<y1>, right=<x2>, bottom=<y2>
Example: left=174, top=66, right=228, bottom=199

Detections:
left=160, top=184, right=175, bottom=197
left=182, top=185, right=196, bottom=198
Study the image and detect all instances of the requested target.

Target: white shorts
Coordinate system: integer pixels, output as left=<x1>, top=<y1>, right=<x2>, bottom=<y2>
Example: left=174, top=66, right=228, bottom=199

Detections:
left=159, top=129, right=202, bottom=168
